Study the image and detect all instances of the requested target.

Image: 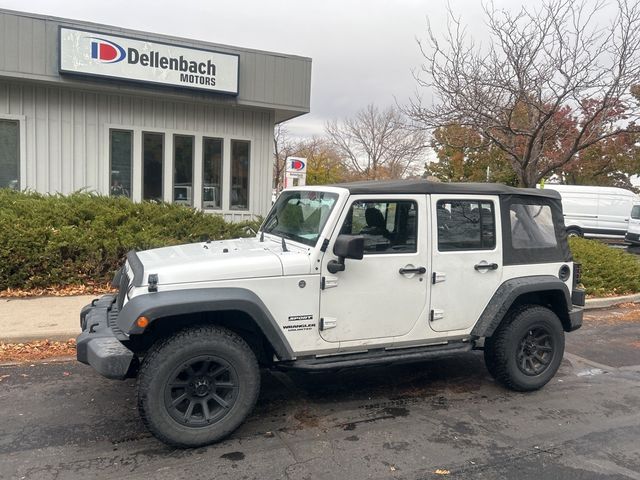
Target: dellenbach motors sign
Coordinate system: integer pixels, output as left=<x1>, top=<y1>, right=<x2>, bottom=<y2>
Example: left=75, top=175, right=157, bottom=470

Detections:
left=59, top=28, right=239, bottom=95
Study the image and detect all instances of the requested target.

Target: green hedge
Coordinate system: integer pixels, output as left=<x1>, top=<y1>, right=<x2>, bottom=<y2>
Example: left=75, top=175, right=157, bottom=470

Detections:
left=3, top=190, right=637, bottom=297
left=0, top=190, right=260, bottom=291
left=569, top=237, right=640, bottom=296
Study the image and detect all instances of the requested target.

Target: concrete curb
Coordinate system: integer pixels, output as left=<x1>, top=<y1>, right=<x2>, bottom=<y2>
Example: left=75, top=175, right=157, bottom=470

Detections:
left=584, top=293, right=640, bottom=310
left=2, top=292, right=640, bottom=344
left=1, top=333, right=80, bottom=344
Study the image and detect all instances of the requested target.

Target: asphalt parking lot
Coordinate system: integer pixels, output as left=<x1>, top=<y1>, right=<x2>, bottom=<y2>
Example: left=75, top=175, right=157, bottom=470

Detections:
left=1, top=306, right=639, bottom=480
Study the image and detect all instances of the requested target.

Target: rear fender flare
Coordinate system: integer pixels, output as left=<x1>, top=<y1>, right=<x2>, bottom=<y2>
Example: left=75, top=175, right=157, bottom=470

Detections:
left=471, top=276, right=571, bottom=338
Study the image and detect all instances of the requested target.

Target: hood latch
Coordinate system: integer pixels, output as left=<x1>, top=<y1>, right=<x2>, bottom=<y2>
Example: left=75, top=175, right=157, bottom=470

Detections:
left=148, top=273, right=159, bottom=293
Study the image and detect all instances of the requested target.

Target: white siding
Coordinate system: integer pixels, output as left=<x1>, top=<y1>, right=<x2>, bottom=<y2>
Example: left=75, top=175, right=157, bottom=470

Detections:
left=0, top=80, right=274, bottom=221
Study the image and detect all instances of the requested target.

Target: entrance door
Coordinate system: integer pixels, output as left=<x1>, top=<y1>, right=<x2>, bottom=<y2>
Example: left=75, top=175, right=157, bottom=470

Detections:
left=319, top=195, right=430, bottom=343
left=429, top=195, right=503, bottom=332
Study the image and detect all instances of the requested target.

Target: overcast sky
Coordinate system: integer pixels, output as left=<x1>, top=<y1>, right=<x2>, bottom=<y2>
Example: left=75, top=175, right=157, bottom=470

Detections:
left=0, top=0, right=516, bottom=138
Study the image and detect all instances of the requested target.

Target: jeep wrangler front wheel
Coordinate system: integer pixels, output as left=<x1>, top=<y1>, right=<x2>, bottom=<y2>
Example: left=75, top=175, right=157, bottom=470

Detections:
left=137, top=325, right=260, bottom=448
left=487, top=305, right=565, bottom=392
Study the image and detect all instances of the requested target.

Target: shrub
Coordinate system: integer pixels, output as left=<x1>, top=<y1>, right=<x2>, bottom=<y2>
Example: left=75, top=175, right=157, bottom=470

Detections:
left=0, top=190, right=260, bottom=291
left=569, top=237, right=640, bottom=296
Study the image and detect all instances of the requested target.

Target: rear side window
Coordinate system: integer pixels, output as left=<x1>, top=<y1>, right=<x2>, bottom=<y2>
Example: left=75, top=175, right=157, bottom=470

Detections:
left=632, top=205, right=640, bottom=220
left=510, top=204, right=557, bottom=249
left=437, top=200, right=496, bottom=251
left=501, top=195, right=571, bottom=266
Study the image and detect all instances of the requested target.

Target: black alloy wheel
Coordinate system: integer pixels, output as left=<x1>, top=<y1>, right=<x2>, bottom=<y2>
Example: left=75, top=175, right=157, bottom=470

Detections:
left=516, top=327, right=554, bottom=376
left=164, top=355, right=239, bottom=427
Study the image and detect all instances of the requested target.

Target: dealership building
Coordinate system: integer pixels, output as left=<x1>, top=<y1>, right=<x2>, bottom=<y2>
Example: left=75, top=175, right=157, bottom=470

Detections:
left=0, top=9, right=311, bottom=220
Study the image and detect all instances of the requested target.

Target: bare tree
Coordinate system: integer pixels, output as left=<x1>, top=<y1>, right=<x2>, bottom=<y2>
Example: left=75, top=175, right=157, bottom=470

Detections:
left=407, top=0, right=640, bottom=187
left=273, top=124, right=298, bottom=192
left=326, top=104, right=428, bottom=180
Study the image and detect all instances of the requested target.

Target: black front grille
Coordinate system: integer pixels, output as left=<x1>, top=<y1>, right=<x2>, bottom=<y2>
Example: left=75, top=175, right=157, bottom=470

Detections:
left=108, top=303, right=125, bottom=337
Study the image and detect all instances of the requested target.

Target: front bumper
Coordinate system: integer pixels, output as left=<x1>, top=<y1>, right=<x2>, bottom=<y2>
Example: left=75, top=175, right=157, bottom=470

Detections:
left=77, top=294, right=134, bottom=380
left=625, top=232, right=640, bottom=245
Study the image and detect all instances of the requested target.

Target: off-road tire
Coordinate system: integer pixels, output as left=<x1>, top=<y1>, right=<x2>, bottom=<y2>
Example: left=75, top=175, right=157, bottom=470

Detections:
left=137, top=325, right=260, bottom=448
left=487, top=305, right=565, bottom=392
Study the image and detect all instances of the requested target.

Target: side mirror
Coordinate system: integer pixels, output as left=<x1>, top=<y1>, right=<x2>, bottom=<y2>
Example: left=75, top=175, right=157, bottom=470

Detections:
left=334, top=234, right=364, bottom=259
left=327, top=235, right=364, bottom=273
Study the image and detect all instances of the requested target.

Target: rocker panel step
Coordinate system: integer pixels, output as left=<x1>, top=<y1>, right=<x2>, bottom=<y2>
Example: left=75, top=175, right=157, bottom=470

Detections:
left=279, top=341, right=472, bottom=371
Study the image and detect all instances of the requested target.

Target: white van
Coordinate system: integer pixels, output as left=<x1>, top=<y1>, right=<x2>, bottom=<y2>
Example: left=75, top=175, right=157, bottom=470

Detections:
left=541, top=184, right=640, bottom=237
left=626, top=203, right=640, bottom=245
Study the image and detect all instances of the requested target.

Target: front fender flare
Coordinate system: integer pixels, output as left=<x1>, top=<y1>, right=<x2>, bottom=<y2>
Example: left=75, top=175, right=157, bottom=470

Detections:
left=118, top=288, right=293, bottom=360
left=471, top=275, right=571, bottom=338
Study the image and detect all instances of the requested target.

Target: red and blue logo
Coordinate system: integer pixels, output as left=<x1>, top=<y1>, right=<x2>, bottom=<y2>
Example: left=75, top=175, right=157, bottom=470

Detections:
left=290, top=159, right=306, bottom=170
left=89, top=37, right=126, bottom=63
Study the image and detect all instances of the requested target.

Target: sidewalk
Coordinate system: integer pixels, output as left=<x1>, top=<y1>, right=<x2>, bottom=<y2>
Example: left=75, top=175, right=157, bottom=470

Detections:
left=1, top=293, right=640, bottom=344
left=0, top=295, right=93, bottom=343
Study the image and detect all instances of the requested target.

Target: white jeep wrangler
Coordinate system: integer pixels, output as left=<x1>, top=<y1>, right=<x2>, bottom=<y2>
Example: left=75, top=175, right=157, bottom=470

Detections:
left=77, top=180, right=585, bottom=447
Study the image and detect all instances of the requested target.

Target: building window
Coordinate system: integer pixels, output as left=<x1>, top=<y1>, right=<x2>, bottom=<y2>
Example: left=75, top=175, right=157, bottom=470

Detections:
left=173, top=135, right=194, bottom=205
left=0, top=119, right=19, bottom=190
left=437, top=200, right=496, bottom=251
left=109, top=130, right=132, bottom=198
left=230, top=140, right=250, bottom=210
left=203, top=137, right=223, bottom=209
left=143, top=132, right=164, bottom=202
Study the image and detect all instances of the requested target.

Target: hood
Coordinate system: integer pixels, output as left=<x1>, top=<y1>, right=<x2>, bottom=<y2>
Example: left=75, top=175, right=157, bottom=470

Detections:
left=134, top=236, right=312, bottom=286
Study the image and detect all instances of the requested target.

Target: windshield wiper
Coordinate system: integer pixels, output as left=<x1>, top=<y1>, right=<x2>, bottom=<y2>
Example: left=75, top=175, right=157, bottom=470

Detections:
left=259, top=228, right=289, bottom=251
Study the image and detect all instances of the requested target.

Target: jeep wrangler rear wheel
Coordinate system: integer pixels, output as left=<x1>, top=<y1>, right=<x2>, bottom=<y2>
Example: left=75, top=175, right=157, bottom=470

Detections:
left=137, top=325, right=260, bottom=448
left=487, top=305, right=564, bottom=392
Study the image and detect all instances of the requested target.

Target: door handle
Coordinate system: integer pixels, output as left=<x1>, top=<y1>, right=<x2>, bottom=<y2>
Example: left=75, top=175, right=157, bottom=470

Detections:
left=399, top=266, right=426, bottom=275
left=474, top=262, right=498, bottom=271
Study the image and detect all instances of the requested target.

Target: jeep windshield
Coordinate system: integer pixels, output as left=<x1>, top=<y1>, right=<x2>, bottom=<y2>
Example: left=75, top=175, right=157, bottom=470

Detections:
left=261, top=190, right=339, bottom=247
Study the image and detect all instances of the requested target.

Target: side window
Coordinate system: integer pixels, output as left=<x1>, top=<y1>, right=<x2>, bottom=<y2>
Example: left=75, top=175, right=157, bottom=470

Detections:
left=0, top=119, right=20, bottom=190
left=340, top=200, right=417, bottom=254
left=109, top=129, right=132, bottom=198
left=437, top=200, right=496, bottom=251
left=510, top=203, right=557, bottom=249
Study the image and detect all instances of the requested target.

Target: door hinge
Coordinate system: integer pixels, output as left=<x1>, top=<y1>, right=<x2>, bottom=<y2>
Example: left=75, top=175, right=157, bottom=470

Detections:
left=320, top=317, right=337, bottom=331
left=320, top=238, right=330, bottom=252
left=321, top=276, right=338, bottom=290
left=430, top=309, right=444, bottom=322
left=432, top=272, right=446, bottom=284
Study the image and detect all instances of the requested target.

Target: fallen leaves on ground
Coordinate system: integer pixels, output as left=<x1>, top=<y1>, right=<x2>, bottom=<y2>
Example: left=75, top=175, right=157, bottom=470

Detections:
left=434, top=469, right=450, bottom=475
left=0, top=339, right=76, bottom=362
left=584, top=304, right=640, bottom=325
left=0, top=283, right=115, bottom=298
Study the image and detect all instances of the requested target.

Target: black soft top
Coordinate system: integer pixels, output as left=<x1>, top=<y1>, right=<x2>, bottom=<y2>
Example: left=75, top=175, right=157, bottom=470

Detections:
left=332, top=179, right=561, bottom=199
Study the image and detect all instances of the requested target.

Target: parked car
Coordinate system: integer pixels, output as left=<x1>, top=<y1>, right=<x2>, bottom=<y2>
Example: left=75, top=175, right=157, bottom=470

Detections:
left=77, top=180, right=585, bottom=447
left=540, top=184, right=639, bottom=238
left=625, top=203, right=640, bottom=245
